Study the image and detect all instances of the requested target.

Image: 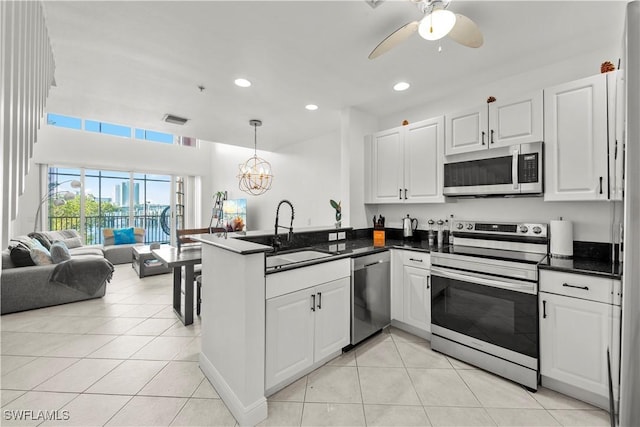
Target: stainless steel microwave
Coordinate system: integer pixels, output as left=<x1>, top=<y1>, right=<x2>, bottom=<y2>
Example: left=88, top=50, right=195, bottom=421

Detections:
left=443, top=141, right=543, bottom=196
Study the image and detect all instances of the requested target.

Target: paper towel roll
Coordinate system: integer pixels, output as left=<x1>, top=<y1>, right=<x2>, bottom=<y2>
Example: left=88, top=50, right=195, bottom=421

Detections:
left=550, top=219, right=573, bottom=258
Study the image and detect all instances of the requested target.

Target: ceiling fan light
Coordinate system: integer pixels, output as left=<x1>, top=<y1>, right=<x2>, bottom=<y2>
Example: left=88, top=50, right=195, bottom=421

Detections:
left=418, top=9, right=457, bottom=41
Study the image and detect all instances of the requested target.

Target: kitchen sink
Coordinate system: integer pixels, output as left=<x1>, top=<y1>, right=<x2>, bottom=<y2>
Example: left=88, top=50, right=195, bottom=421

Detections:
left=266, top=249, right=333, bottom=269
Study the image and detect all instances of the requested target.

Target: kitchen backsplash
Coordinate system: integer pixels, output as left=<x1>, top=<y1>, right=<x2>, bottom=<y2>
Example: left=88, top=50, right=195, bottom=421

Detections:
left=365, top=197, right=623, bottom=244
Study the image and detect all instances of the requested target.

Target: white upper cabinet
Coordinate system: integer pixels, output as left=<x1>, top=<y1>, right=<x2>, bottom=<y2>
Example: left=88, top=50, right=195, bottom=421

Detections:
left=366, top=128, right=404, bottom=203
left=445, top=91, right=543, bottom=156
left=489, top=91, right=544, bottom=148
left=445, top=105, right=488, bottom=155
left=544, top=73, right=610, bottom=201
left=365, top=116, right=444, bottom=204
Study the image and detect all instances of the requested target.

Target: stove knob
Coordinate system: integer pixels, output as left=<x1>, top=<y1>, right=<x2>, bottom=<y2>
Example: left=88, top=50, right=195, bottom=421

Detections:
left=456, top=223, right=464, bottom=230
left=533, top=226, right=542, bottom=234
left=519, top=225, right=529, bottom=233
left=466, top=223, right=474, bottom=230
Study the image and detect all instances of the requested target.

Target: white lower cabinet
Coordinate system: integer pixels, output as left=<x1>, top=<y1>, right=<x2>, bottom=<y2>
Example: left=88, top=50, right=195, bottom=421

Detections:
left=402, top=265, right=431, bottom=332
left=539, top=270, right=621, bottom=408
left=391, top=250, right=431, bottom=336
left=265, top=276, right=350, bottom=391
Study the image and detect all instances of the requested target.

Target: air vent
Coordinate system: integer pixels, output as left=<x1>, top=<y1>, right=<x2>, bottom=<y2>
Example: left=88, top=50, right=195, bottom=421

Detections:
left=163, top=114, right=189, bottom=125
left=365, top=0, right=384, bottom=8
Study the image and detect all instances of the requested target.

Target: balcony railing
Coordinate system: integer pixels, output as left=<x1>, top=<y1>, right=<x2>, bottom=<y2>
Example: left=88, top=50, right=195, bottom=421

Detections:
left=49, top=214, right=177, bottom=245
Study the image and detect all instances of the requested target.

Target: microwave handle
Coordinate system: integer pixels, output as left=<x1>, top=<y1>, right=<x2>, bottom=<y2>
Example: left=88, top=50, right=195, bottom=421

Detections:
left=512, top=148, right=519, bottom=190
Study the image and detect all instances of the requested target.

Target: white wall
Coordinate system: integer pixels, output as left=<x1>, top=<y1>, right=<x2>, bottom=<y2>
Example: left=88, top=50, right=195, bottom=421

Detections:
left=13, top=125, right=212, bottom=237
left=341, top=108, right=378, bottom=229
left=206, top=131, right=342, bottom=232
left=367, top=46, right=623, bottom=243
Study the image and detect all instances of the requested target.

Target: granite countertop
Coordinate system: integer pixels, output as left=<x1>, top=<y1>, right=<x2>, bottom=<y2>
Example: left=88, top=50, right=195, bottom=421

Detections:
left=199, top=227, right=622, bottom=280
left=538, top=256, right=622, bottom=280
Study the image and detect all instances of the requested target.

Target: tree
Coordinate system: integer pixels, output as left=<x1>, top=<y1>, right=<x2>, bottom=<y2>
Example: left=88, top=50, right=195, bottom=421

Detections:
left=50, top=194, right=120, bottom=236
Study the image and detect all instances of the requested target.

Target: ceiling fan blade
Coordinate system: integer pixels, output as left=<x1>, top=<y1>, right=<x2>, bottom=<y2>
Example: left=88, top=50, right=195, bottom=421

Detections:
left=368, top=21, right=419, bottom=59
left=447, top=13, right=483, bottom=48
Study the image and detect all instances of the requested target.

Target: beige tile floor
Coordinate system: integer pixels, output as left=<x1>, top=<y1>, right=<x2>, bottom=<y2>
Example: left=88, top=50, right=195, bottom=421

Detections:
left=1, top=264, right=611, bottom=426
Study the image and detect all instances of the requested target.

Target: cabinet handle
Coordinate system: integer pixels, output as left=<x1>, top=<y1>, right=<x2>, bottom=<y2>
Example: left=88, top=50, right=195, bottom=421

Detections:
left=490, top=129, right=495, bottom=144
left=404, top=188, right=408, bottom=199
left=599, top=177, right=603, bottom=194
left=481, top=131, right=486, bottom=145
left=311, top=294, right=316, bottom=312
left=542, top=300, right=547, bottom=318
left=399, top=189, right=402, bottom=200
left=317, top=292, right=322, bottom=309
left=426, top=275, right=431, bottom=289
left=409, top=258, right=423, bottom=263
left=563, top=282, right=589, bottom=291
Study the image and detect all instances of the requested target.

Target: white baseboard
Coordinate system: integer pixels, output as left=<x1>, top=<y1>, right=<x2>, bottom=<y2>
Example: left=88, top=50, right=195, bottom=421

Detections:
left=199, top=353, right=268, bottom=426
left=541, top=375, right=617, bottom=412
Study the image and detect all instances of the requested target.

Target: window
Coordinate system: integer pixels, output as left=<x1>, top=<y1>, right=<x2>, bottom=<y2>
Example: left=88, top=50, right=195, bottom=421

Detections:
left=85, top=120, right=132, bottom=138
left=135, top=129, right=174, bottom=144
left=47, top=167, right=175, bottom=245
left=46, top=113, right=82, bottom=130
left=46, top=112, right=197, bottom=148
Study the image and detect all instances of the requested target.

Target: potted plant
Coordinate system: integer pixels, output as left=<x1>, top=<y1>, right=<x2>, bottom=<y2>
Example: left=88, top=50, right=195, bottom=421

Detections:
left=330, top=199, right=342, bottom=228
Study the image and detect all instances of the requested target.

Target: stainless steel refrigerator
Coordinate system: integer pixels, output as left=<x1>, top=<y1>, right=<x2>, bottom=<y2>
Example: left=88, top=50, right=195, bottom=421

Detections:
left=620, top=1, right=640, bottom=425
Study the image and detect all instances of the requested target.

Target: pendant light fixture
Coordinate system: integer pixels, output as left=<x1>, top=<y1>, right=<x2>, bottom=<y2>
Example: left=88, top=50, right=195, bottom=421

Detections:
left=237, top=119, right=273, bottom=196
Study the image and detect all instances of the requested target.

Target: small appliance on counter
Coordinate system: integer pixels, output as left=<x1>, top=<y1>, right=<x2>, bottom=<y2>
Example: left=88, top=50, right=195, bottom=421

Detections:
left=402, top=214, right=418, bottom=239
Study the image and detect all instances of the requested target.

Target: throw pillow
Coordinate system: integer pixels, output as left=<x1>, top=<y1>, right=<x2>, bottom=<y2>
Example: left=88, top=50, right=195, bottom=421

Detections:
left=59, top=236, right=83, bottom=249
left=8, top=235, right=35, bottom=250
left=50, top=241, right=71, bottom=264
left=113, top=227, right=136, bottom=245
left=10, top=246, right=36, bottom=267
left=28, top=232, right=52, bottom=249
left=30, top=246, right=53, bottom=265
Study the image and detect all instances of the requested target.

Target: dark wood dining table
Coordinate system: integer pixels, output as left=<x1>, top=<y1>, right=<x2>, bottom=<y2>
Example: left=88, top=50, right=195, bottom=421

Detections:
left=152, top=245, right=201, bottom=326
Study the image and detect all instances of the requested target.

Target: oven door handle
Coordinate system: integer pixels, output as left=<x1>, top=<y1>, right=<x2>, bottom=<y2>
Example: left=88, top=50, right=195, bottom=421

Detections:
left=430, top=266, right=536, bottom=295
left=512, top=148, right=520, bottom=191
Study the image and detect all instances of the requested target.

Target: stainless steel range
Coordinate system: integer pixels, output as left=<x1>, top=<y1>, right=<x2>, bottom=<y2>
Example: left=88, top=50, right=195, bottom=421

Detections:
left=430, top=220, right=548, bottom=390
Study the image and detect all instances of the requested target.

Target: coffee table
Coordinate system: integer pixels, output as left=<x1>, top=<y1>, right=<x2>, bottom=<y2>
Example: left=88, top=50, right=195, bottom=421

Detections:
left=132, top=245, right=171, bottom=278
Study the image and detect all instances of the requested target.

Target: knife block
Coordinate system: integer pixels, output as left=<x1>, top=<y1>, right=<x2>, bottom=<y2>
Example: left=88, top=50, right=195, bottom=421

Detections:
left=373, top=228, right=385, bottom=247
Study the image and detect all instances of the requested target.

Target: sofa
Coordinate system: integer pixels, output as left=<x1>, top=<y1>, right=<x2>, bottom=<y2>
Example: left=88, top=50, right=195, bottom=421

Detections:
left=101, top=227, right=145, bottom=264
left=0, top=228, right=143, bottom=315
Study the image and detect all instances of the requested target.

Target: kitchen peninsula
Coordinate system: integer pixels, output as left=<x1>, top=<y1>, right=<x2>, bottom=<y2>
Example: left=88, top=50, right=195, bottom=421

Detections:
left=194, top=233, right=272, bottom=426
left=194, top=228, right=363, bottom=426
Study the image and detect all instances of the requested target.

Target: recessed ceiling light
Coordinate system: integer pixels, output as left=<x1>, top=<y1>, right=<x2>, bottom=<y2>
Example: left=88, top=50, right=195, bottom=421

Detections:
left=234, top=78, right=251, bottom=88
left=305, top=104, right=318, bottom=111
left=393, top=81, right=410, bottom=91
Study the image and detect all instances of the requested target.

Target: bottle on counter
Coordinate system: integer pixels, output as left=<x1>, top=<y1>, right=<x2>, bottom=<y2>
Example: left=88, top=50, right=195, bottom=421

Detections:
left=448, top=214, right=454, bottom=245
left=427, top=219, right=435, bottom=248
left=437, top=219, right=444, bottom=248
left=443, top=219, right=450, bottom=246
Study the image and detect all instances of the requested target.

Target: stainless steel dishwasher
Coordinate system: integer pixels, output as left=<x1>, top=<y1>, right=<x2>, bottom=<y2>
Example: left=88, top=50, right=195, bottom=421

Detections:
left=351, top=251, right=391, bottom=345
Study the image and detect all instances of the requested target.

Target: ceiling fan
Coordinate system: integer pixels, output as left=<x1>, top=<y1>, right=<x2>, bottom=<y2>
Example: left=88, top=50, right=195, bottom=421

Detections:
left=368, top=0, right=483, bottom=59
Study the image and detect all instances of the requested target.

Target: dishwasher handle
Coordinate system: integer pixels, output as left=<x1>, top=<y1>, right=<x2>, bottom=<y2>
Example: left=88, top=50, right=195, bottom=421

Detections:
left=352, top=252, right=391, bottom=272
left=353, top=259, right=390, bottom=272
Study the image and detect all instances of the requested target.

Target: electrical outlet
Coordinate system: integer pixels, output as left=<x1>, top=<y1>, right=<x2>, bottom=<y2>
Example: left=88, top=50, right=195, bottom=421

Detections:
left=338, top=243, right=346, bottom=251
left=328, top=233, right=337, bottom=241
left=337, top=232, right=346, bottom=240
left=329, top=244, right=338, bottom=252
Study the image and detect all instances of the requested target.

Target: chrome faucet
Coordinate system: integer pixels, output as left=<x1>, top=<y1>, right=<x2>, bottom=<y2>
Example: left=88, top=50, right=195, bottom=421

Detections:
left=273, top=199, right=295, bottom=251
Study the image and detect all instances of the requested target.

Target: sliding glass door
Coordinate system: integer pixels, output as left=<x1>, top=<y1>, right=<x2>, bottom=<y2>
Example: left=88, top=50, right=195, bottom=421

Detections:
left=47, top=167, right=174, bottom=245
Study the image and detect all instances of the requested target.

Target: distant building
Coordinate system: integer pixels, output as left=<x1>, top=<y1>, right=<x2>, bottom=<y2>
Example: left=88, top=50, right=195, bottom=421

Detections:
left=115, top=182, right=140, bottom=206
